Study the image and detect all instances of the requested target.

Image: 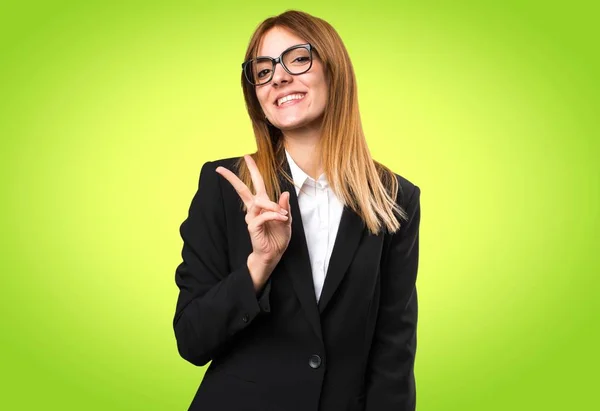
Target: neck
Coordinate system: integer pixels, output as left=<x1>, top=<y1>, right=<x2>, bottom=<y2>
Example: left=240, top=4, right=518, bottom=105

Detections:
left=282, top=124, right=323, bottom=180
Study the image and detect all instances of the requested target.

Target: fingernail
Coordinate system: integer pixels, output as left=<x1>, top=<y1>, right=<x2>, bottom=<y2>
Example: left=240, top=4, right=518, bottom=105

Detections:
left=280, top=209, right=288, bottom=215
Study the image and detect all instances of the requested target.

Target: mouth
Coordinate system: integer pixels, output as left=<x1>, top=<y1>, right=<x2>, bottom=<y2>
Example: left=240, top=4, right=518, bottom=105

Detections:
left=274, top=92, right=306, bottom=107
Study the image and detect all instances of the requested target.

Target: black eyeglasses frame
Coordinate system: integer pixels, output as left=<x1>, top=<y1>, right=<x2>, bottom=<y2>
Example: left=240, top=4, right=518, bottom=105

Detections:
left=241, top=43, right=315, bottom=86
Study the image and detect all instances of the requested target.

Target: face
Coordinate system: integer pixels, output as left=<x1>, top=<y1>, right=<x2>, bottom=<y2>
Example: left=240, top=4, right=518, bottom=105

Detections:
left=254, top=26, right=328, bottom=133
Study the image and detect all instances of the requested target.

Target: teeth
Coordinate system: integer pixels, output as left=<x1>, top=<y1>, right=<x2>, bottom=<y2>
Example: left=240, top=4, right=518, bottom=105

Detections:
left=277, top=93, right=305, bottom=106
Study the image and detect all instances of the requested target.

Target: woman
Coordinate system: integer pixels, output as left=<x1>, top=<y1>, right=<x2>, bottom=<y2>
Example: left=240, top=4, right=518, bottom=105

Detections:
left=173, top=10, right=421, bottom=411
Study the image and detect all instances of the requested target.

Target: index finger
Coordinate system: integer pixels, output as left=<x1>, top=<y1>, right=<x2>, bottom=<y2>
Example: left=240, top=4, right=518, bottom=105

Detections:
left=215, top=166, right=253, bottom=207
left=244, top=154, right=267, bottom=197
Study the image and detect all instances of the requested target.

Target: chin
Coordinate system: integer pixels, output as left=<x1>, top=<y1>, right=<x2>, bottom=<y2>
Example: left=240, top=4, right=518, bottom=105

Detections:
left=277, top=122, right=304, bottom=131
left=273, top=116, right=320, bottom=131
left=273, top=119, right=304, bottom=130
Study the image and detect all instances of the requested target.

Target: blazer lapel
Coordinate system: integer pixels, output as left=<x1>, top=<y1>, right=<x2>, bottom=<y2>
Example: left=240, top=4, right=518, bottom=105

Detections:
left=278, top=163, right=323, bottom=342
left=317, top=206, right=364, bottom=314
left=277, top=156, right=365, bottom=341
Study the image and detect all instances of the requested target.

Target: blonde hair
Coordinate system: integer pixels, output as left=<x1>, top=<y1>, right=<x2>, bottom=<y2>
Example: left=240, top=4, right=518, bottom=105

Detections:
left=236, top=10, right=407, bottom=235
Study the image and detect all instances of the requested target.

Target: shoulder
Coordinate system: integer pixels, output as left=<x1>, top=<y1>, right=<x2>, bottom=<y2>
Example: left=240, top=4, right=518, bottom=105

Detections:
left=191, top=156, right=245, bottom=199
left=394, top=172, right=420, bottom=209
left=197, top=155, right=245, bottom=186
left=194, top=156, right=248, bottom=207
left=375, top=160, right=420, bottom=209
left=201, top=155, right=243, bottom=173
left=382, top=170, right=421, bottom=237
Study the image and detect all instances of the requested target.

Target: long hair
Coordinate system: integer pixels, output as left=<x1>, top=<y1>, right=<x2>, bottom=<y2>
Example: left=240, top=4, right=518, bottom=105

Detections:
left=236, top=10, right=407, bottom=235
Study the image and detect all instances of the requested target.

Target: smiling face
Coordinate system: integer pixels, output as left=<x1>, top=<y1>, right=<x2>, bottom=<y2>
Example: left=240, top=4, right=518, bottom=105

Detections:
left=254, top=26, right=328, bottom=133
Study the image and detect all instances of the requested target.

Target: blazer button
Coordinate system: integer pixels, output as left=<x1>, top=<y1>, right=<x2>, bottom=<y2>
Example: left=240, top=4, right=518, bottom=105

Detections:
left=308, top=354, right=322, bottom=369
left=242, top=314, right=249, bottom=323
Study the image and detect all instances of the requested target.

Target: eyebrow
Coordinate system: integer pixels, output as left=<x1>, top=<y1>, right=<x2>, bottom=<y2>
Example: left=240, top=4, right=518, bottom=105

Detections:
left=255, top=43, right=307, bottom=59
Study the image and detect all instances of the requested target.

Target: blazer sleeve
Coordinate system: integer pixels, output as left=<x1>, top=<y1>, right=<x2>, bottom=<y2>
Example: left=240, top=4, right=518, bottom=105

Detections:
left=173, top=160, right=272, bottom=367
left=364, top=183, right=421, bottom=411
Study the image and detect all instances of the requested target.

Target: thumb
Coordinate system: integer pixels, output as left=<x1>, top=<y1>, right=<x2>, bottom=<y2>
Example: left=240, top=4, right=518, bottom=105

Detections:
left=278, top=191, right=288, bottom=209
left=280, top=191, right=291, bottom=217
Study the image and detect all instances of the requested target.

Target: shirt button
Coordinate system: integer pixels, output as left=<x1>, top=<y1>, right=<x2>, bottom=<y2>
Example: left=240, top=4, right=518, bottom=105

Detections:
left=308, top=354, right=322, bottom=369
left=242, top=314, right=249, bottom=323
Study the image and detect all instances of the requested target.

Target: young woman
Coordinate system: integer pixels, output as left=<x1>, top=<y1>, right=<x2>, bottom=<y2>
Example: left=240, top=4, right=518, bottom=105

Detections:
left=173, top=10, right=421, bottom=411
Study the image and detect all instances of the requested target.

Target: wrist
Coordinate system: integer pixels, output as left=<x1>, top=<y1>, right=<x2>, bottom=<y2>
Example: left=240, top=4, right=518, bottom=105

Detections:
left=247, top=253, right=276, bottom=292
left=248, top=252, right=277, bottom=267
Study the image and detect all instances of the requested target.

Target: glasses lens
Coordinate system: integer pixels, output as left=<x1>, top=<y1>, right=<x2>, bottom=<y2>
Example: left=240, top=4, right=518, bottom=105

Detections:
left=244, top=58, right=273, bottom=85
left=282, top=47, right=311, bottom=74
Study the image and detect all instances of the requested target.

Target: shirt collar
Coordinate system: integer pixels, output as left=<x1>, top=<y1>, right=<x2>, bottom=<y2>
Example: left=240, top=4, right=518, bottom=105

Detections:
left=284, top=149, right=328, bottom=195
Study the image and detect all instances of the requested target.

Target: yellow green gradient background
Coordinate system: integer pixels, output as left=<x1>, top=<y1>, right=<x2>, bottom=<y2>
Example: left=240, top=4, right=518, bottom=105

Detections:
left=1, top=1, right=598, bottom=410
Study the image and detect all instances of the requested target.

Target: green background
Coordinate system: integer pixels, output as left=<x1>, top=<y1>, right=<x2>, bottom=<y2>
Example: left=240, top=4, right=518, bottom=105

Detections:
left=1, top=1, right=598, bottom=410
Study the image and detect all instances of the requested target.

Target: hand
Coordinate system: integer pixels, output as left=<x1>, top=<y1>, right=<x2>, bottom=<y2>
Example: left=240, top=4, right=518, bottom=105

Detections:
left=215, top=155, right=292, bottom=286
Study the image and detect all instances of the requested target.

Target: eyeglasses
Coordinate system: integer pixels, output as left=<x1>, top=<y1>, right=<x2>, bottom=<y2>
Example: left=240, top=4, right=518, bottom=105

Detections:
left=242, top=43, right=315, bottom=86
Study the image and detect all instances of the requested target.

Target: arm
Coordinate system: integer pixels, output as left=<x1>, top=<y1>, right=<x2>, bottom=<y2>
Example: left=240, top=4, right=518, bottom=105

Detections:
left=173, top=161, right=272, bottom=367
left=364, top=184, right=421, bottom=410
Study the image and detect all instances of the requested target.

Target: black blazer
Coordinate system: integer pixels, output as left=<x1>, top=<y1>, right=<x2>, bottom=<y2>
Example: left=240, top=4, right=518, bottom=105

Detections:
left=173, top=154, right=421, bottom=411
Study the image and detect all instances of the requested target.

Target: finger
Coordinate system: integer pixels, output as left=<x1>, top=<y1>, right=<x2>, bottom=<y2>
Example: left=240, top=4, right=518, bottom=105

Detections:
left=285, top=191, right=292, bottom=224
left=247, top=211, right=289, bottom=231
left=278, top=191, right=291, bottom=221
left=249, top=196, right=288, bottom=219
left=215, top=166, right=253, bottom=207
left=244, top=154, right=267, bottom=197
left=246, top=197, right=288, bottom=223
left=278, top=191, right=288, bottom=211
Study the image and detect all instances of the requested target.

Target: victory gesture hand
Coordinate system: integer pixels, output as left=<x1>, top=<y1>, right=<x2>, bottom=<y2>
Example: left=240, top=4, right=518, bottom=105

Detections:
left=215, top=155, right=292, bottom=288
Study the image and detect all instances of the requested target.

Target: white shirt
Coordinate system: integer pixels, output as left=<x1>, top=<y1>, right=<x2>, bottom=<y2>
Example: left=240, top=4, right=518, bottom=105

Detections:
left=285, top=149, right=344, bottom=303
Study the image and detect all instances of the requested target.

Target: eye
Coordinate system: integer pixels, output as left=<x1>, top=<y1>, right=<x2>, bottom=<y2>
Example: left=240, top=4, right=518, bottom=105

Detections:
left=257, top=69, right=272, bottom=79
left=293, top=56, right=310, bottom=64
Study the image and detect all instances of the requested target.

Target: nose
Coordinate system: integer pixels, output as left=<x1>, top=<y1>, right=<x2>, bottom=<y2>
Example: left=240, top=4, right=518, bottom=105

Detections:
left=271, top=61, right=292, bottom=86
